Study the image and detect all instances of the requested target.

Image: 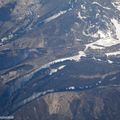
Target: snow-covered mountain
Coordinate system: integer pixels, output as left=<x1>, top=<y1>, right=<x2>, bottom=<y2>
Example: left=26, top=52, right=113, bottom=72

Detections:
left=0, top=0, right=120, bottom=119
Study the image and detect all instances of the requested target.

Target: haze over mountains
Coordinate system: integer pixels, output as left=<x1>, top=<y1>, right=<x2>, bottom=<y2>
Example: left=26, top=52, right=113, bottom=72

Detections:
left=0, top=0, right=120, bottom=120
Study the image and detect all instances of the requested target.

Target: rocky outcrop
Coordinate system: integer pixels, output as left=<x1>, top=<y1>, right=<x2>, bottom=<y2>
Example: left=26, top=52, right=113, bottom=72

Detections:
left=13, top=86, right=120, bottom=120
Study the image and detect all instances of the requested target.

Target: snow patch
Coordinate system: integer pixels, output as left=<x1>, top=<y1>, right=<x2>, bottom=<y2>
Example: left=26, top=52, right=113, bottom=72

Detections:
left=107, top=60, right=113, bottom=64
left=92, top=2, right=111, bottom=10
left=106, top=51, right=120, bottom=56
left=84, top=18, right=120, bottom=51
left=77, top=11, right=87, bottom=20
left=67, top=86, right=75, bottom=90
left=44, top=10, right=67, bottom=23
left=112, top=1, right=120, bottom=11
left=49, top=65, right=66, bottom=75
left=111, top=18, right=120, bottom=41
left=22, top=89, right=54, bottom=105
